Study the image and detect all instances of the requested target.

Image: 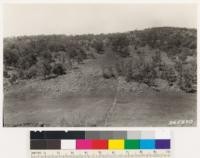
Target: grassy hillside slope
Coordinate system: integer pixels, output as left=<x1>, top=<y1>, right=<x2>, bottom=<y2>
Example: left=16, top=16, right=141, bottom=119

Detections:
left=3, top=27, right=197, bottom=126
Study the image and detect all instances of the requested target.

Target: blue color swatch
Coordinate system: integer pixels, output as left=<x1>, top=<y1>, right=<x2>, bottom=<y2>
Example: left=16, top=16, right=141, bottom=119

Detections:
left=140, top=139, right=155, bottom=149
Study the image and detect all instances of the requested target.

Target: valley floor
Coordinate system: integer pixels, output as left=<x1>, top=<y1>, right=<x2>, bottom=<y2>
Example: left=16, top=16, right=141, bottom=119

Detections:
left=4, top=82, right=196, bottom=127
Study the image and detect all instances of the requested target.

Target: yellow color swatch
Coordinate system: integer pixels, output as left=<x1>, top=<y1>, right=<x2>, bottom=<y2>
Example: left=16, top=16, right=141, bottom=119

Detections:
left=108, top=139, right=124, bottom=150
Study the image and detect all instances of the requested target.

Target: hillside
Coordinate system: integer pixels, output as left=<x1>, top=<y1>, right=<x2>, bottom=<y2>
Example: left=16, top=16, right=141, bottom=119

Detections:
left=3, top=27, right=197, bottom=126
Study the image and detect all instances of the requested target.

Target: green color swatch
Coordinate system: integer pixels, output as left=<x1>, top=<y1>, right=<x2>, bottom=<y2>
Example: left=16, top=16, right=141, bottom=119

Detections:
left=125, top=140, right=140, bottom=149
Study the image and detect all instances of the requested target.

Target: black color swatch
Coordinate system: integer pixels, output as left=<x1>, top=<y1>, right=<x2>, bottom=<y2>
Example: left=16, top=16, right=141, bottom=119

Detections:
left=31, top=131, right=85, bottom=139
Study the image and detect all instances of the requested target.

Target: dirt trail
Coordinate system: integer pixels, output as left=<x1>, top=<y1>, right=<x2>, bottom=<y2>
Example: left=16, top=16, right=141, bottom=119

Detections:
left=103, top=78, right=120, bottom=126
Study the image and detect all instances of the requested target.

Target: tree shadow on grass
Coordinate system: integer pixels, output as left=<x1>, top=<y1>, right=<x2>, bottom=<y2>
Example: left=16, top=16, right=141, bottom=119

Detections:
left=42, top=75, right=58, bottom=80
left=42, top=73, right=67, bottom=81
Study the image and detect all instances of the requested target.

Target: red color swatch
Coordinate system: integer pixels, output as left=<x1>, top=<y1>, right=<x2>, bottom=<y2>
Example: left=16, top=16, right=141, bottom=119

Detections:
left=91, top=139, right=108, bottom=149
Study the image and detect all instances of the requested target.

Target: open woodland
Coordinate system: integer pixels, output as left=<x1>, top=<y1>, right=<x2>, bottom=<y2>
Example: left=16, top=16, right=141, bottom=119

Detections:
left=3, top=27, right=197, bottom=127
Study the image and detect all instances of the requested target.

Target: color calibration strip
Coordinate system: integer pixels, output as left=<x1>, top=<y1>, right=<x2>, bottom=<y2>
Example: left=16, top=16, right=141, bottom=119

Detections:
left=30, top=131, right=171, bottom=150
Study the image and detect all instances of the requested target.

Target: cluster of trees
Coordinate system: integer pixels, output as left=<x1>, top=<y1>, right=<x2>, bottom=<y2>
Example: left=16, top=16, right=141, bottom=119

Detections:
left=102, top=50, right=169, bottom=86
left=101, top=48, right=196, bottom=93
left=4, top=27, right=197, bottom=92
left=131, top=27, right=197, bottom=51
left=4, top=35, right=90, bottom=81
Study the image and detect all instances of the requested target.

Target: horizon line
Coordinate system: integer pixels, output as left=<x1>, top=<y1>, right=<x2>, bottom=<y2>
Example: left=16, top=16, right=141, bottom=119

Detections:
left=3, top=26, right=197, bottom=39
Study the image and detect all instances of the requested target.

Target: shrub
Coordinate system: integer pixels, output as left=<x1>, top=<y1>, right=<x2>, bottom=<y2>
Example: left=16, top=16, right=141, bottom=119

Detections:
left=179, top=70, right=193, bottom=92
left=102, top=67, right=112, bottom=79
left=4, top=47, right=19, bottom=67
left=25, top=65, right=38, bottom=79
left=123, top=56, right=157, bottom=86
left=179, top=67, right=196, bottom=92
left=37, top=58, right=52, bottom=79
left=152, top=50, right=162, bottom=67
left=110, top=34, right=130, bottom=57
left=52, top=63, right=66, bottom=76
left=124, top=59, right=133, bottom=82
left=9, top=73, right=18, bottom=84
left=115, top=59, right=126, bottom=76
left=102, top=67, right=117, bottom=79
left=3, top=70, right=10, bottom=78
left=92, top=40, right=104, bottom=54
left=141, top=64, right=157, bottom=86
left=161, top=66, right=177, bottom=85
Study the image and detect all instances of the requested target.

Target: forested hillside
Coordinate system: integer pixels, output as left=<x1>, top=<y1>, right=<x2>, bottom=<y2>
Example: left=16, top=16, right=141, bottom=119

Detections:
left=4, top=27, right=197, bottom=93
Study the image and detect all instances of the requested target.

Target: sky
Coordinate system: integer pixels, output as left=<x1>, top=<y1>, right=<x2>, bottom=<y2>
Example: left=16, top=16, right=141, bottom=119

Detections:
left=3, top=3, right=197, bottom=37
